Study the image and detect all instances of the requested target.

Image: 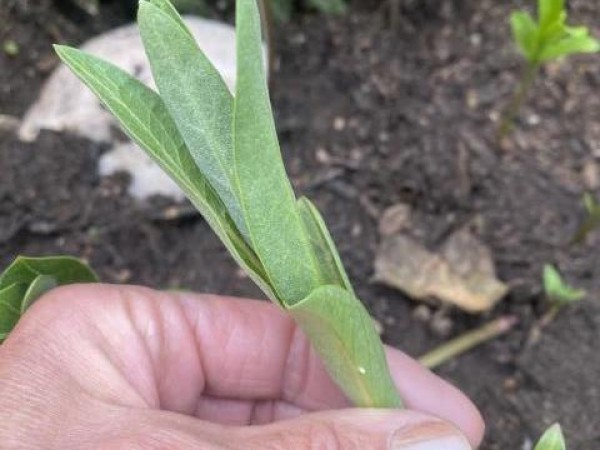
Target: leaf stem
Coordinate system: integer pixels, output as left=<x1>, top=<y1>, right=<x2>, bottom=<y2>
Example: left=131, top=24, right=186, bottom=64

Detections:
left=525, top=303, right=561, bottom=347
left=498, top=61, right=539, bottom=140
left=418, top=316, right=518, bottom=369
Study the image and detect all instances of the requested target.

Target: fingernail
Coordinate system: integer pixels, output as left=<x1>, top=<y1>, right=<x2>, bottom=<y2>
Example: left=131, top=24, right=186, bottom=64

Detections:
left=390, top=421, right=471, bottom=450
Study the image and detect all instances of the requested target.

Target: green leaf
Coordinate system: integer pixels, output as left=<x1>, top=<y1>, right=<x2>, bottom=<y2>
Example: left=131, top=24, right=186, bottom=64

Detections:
left=288, top=285, right=402, bottom=408
left=234, top=0, right=320, bottom=304
left=535, top=423, right=567, bottom=450
left=21, top=275, right=57, bottom=313
left=297, top=197, right=355, bottom=295
left=55, top=45, right=276, bottom=302
left=543, top=264, right=585, bottom=305
left=307, top=0, right=346, bottom=15
left=538, top=0, right=564, bottom=31
left=146, top=0, right=194, bottom=39
left=539, top=34, right=600, bottom=61
left=138, top=1, right=250, bottom=241
left=0, top=256, right=97, bottom=341
left=0, top=283, right=28, bottom=340
left=511, top=11, right=540, bottom=61
left=0, top=256, right=98, bottom=288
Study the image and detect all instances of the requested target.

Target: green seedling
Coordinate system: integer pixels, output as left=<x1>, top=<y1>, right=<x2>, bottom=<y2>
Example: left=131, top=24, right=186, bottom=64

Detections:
left=2, top=39, right=19, bottom=57
left=500, top=0, right=600, bottom=138
left=526, top=264, right=585, bottom=346
left=49, top=0, right=400, bottom=408
left=535, top=423, right=567, bottom=450
left=0, top=256, right=97, bottom=341
left=543, top=264, right=585, bottom=306
left=571, top=192, right=600, bottom=244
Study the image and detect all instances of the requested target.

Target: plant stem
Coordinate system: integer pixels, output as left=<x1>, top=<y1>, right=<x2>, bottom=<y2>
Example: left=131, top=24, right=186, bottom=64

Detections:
left=526, top=303, right=561, bottom=346
left=418, top=316, right=518, bottom=369
left=498, top=61, right=539, bottom=140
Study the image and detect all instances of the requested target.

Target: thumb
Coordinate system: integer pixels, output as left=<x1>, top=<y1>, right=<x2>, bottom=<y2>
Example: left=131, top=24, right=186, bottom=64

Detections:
left=231, top=409, right=473, bottom=450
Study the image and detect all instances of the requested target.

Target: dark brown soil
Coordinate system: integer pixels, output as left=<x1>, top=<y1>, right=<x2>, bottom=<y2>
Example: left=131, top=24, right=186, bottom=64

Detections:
left=1, top=0, right=600, bottom=448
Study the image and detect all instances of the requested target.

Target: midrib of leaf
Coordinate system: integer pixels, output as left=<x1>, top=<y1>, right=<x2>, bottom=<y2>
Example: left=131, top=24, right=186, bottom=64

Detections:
left=138, top=1, right=249, bottom=241
left=289, top=285, right=402, bottom=407
left=56, top=47, right=185, bottom=182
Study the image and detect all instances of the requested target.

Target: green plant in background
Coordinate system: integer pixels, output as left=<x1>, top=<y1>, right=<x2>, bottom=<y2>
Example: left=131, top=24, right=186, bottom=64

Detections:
left=0, top=256, right=97, bottom=340
left=571, top=192, right=600, bottom=244
left=543, top=264, right=585, bottom=306
left=535, top=423, right=567, bottom=450
left=500, top=0, right=600, bottom=138
left=525, top=264, right=584, bottom=345
left=43, top=0, right=401, bottom=408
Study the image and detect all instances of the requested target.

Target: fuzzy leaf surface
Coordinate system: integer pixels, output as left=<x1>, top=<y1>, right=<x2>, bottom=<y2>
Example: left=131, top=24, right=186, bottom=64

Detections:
left=138, top=1, right=249, bottom=240
left=234, top=0, right=319, bottom=304
left=289, top=284, right=402, bottom=407
left=55, top=46, right=275, bottom=300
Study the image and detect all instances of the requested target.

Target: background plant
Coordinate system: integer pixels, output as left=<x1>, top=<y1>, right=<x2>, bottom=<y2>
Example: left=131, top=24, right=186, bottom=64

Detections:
left=543, top=264, right=585, bottom=307
left=0, top=256, right=97, bottom=341
left=535, top=423, right=567, bottom=450
left=571, top=193, right=600, bottom=244
left=500, top=0, right=599, bottom=138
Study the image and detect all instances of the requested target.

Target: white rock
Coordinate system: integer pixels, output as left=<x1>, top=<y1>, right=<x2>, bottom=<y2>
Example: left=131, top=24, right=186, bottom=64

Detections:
left=19, top=17, right=266, bottom=202
left=98, top=142, right=187, bottom=201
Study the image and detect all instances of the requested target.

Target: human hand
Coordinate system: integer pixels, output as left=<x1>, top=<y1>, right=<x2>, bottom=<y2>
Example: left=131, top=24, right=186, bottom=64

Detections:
left=0, top=284, right=484, bottom=449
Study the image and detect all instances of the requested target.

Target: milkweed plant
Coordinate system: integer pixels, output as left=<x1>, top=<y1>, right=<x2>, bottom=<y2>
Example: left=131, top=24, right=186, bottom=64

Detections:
left=0, top=0, right=401, bottom=409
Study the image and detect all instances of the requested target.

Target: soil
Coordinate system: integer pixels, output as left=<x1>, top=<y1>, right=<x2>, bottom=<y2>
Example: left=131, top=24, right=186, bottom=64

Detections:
left=1, top=0, right=600, bottom=448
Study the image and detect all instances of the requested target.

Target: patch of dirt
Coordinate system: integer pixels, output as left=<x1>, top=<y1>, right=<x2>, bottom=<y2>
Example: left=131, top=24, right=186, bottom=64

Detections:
left=1, top=0, right=600, bottom=448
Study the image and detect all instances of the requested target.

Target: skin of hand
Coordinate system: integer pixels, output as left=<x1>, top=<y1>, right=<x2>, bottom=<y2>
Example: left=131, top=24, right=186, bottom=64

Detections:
left=0, top=284, right=484, bottom=450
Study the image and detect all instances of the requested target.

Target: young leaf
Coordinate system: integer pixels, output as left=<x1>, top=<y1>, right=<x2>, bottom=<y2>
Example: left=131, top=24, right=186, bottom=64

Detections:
left=534, top=423, right=567, bottom=450
left=0, top=256, right=98, bottom=341
left=289, top=285, right=402, bottom=408
left=138, top=1, right=249, bottom=241
left=511, top=11, right=539, bottom=60
left=539, top=34, right=600, bottom=61
left=297, top=197, right=355, bottom=295
left=234, top=0, right=320, bottom=304
left=55, top=46, right=276, bottom=302
left=538, top=0, right=564, bottom=30
left=543, top=264, right=585, bottom=305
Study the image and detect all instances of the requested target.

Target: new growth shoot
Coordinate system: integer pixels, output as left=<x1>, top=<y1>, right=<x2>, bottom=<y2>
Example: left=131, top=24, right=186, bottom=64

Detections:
left=51, top=0, right=401, bottom=409
left=535, top=423, right=567, bottom=450
left=500, top=0, right=599, bottom=138
left=527, top=264, right=585, bottom=345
